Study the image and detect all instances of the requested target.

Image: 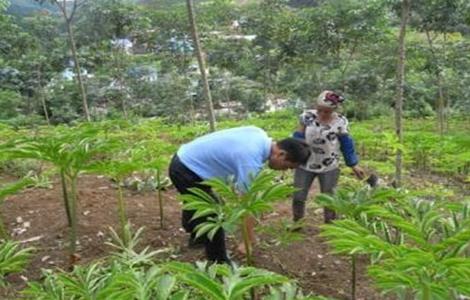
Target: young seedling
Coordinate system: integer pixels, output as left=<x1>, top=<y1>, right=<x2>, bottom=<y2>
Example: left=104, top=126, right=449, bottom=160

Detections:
left=23, top=242, right=322, bottom=300
left=182, top=170, right=296, bottom=266
left=164, top=260, right=291, bottom=299
left=131, top=138, right=175, bottom=229
left=320, top=190, right=470, bottom=299
left=315, top=182, right=400, bottom=300
left=257, top=219, right=305, bottom=247
left=140, top=167, right=171, bottom=229
left=9, top=131, right=106, bottom=265
left=88, top=155, right=144, bottom=247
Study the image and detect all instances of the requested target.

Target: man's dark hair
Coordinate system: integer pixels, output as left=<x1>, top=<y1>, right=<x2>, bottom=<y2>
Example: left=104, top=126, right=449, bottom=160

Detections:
left=277, top=138, right=310, bottom=165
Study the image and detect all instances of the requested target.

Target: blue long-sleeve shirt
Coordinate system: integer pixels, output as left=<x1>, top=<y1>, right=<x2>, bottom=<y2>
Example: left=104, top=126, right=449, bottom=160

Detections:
left=177, top=126, right=272, bottom=192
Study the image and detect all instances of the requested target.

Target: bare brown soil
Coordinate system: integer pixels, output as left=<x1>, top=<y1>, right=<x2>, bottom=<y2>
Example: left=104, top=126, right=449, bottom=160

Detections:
left=1, top=174, right=387, bottom=299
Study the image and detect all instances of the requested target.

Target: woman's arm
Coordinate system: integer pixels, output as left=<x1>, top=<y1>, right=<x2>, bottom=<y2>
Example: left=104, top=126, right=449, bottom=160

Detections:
left=338, top=134, right=365, bottom=179
left=337, top=116, right=365, bottom=179
left=293, top=124, right=306, bottom=139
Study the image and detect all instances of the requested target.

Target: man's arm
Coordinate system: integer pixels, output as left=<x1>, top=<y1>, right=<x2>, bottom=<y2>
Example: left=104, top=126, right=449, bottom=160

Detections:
left=235, top=163, right=261, bottom=194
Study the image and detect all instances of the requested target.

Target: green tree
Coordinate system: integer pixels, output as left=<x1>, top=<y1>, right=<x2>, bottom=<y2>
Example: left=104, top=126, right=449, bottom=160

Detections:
left=36, top=0, right=91, bottom=122
left=19, top=13, right=65, bottom=124
left=0, top=90, right=22, bottom=120
left=410, top=0, right=467, bottom=134
left=75, top=0, right=142, bottom=45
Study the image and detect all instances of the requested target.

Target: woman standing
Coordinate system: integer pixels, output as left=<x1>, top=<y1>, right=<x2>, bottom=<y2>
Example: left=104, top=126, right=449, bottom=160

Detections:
left=292, top=90, right=365, bottom=223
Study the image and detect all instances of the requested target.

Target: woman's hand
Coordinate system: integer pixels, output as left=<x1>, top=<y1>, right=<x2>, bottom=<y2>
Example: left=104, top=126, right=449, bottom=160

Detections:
left=351, top=165, right=365, bottom=180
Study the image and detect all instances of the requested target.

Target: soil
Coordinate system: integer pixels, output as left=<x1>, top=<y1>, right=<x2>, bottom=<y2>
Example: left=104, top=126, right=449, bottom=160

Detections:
left=1, top=174, right=388, bottom=299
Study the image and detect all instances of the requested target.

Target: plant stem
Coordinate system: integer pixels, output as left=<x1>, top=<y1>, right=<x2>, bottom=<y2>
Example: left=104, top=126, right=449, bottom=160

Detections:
left=60, top=170, right=72, bottom=227
left=242, top=216, right=253, bottom=266
left=352, top=254, right=357, bottom=300
left=0, top=213, right=7, bottom=239
left=117, top=182, right=129, bottom=246
left=423, top=284, right=430, bottom=300
left=157, top=169, right=164, bottom=228
left=69, top=176, right=78, bottom=262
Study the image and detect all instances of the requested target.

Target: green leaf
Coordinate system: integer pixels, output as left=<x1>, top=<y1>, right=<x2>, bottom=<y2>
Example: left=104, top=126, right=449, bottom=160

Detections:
left=229, top=273, right=288, bottom=299
left=0, top=240, right=34, bottom=286
left=156, top=275, right=176, bottom=300
left=165, top=262, right=225, bottom=300
left=194, top=223, right=219, bottom=240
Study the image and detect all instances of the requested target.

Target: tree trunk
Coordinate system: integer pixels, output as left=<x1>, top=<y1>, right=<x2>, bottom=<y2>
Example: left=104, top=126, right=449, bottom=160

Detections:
left=37, top=67, right=50, bottom=125
left=424, top=29, right=445, bottom=136
left=443, top=32, right=449, bottom=132
left=394, top=0, right=411, bottom=188
left=119, top=75, right=128, bottom=120
left=186, top=0, right=216, bottom=132
left=65, top=21, right=91, bottom=122
left=39, top=89, right=50, bottom=125
left=437, top=72, right=445, bottom=135
left=114, top=48, right=128, bottom=120
left=341, top=38, right=358, bottom=92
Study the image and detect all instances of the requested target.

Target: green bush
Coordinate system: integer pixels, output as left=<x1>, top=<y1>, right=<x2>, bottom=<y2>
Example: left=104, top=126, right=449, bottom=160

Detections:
left=0, top=89, right=22, bottom=119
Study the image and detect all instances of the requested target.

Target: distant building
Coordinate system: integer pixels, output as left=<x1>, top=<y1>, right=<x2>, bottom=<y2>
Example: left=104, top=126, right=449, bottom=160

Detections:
left=187, top=63, right=209, bottom=77
left=60, top=67, right=92, bottom=81
left=222, top=34, right=256, bottom=41
left=127, top=66, right=158, bottom=82
left=0, top=67, right=21, bottom=82
left=111, top=38, right=134, bottom=54
left=231, top=20, right=240, bottom=32
left=265, top=98, right=306, bottom=112
left=168, top=35, right=194, bottom=55
left=208, top=31, right=256, bottom=41
left=265, top=98, right=290, bottom=112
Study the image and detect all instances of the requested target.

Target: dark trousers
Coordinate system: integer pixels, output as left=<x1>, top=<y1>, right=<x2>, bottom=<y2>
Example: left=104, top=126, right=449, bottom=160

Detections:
left=292, top=167, right=340, bottom=223
left=168, top=155, right=229, bottom=263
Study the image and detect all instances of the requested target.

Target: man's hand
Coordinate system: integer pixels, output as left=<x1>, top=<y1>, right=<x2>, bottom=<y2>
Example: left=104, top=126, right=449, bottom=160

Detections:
left=237, top=242, right=247, bottom=256
left=352, top=165, right=365, bottom=180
